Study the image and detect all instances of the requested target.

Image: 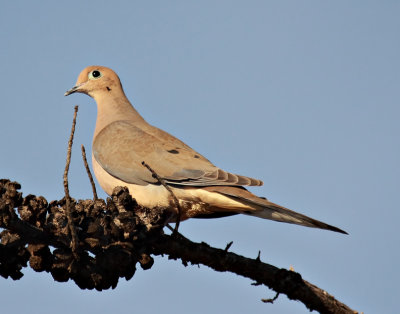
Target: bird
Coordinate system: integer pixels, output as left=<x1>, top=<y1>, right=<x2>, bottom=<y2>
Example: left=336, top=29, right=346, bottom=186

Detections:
left=65, top=65, right=347, bottom=234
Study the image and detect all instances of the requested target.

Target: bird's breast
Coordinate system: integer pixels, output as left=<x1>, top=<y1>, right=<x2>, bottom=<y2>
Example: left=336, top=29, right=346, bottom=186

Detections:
left=92, top=154, right=171, bottom=208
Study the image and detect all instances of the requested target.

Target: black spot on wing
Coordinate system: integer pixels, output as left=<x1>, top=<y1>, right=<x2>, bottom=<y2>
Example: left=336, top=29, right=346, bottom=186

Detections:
left=194, top=155, right=200, bottom=159
left=167, top=149, right=179, bottom=154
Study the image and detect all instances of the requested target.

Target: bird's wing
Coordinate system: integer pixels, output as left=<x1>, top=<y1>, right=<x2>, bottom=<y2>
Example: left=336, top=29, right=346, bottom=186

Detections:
left=93, top=120, right=263, bottom=186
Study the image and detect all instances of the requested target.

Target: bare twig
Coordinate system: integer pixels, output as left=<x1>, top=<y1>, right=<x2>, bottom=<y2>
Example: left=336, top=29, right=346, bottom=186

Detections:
left=141, top=161, right=182, bottom=234
left=262, top=292, right=280, bottom=303
left=81, top=144, right=98, bottom=200
left=166, top=224, right=174, bottom=233
left=63, top=105, right=79, bottom=256
left=224, top=241, right=233, bottom=252
left=256, top=250, right=261, bottom=262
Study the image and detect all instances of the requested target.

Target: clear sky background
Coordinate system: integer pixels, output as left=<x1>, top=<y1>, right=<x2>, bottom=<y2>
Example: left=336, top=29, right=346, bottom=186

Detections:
left=0, top=1, right=399, bottom=313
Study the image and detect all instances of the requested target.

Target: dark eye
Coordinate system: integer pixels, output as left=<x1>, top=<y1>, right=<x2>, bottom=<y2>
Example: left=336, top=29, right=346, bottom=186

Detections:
left=88, top=70, right=102, bottom=80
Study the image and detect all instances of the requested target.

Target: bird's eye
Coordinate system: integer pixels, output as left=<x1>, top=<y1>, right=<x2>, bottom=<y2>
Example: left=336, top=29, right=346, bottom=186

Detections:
left=88, top=70, right=102, bottom=80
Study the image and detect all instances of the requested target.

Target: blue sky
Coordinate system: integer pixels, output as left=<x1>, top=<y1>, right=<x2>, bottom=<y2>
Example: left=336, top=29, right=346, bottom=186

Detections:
left=1, top=1, right=399, bottom=313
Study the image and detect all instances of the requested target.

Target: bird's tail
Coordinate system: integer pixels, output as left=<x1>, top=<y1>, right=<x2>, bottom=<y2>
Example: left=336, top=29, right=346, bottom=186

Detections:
left=203, top=186, right=348, bottom=234
left=245, top=200, right=348, bottom=234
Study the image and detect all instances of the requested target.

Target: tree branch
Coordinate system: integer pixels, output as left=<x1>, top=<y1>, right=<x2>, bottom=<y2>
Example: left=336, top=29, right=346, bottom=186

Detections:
left=0, top=179, right=357, bottom=313
left=151, top=234, right=354, bottom=313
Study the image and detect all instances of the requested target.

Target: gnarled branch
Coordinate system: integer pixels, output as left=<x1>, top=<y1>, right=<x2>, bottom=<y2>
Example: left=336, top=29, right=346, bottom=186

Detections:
left=0, top=179, right=356, bottom=313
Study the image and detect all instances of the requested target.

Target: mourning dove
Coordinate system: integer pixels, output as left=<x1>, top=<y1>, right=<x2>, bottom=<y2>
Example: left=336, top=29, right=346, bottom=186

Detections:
left=65, top=66, right=347, bottom=234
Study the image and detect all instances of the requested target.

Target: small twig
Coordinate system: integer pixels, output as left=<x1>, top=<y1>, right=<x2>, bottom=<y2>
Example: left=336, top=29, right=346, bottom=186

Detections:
left=262, top=292, right=280, bottom=304
left=63, top=105, right=79, bottom=257
left=141, top=161, right=182, bottom=234
left=81, top=144, right=98, bottom=200
left=165, top=224, right=190, bottom=243
left=224, top=241, right=233, bottom=252
left=166, top=224, right=174, bottom=233
left=256, top=250, right=261, bottom=262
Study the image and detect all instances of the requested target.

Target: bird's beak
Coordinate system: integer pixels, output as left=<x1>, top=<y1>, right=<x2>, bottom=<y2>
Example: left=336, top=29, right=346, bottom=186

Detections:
left=64, top=82, right=86, bottom=96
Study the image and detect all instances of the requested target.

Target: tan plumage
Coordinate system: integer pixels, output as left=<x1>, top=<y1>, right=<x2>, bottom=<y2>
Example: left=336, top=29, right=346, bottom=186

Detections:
left=65, top=65, right=347, bottom=234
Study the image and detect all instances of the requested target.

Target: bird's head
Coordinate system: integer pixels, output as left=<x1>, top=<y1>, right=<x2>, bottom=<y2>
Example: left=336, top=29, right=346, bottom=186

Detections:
left=65, top=66, right=123, bottom=99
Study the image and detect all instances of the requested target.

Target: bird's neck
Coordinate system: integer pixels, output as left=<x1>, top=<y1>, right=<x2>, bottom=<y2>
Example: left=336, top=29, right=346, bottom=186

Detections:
left=93, top=91, right=147, bottom=138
